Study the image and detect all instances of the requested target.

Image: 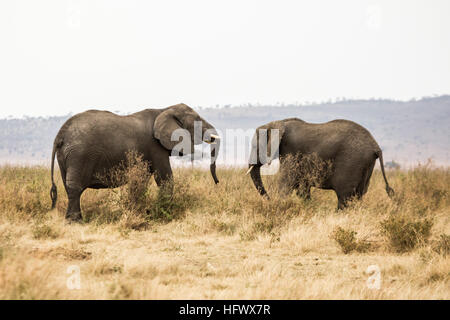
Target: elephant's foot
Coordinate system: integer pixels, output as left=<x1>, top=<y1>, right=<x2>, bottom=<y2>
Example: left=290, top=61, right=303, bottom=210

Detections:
left=337, top=200, right=349, bottom=211
left=65, top=211, right=83, bottom=223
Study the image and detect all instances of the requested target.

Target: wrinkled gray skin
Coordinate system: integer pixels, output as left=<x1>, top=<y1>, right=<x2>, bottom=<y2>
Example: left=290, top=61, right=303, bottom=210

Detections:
left=248, top=118, right=394, bottom=209
left=50, top=103, right=220, bottom=221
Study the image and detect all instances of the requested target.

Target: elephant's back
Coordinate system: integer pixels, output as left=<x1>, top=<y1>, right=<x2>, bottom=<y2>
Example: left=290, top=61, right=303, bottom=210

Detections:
left=322, top=119, right=381, bottom=153
left=291, top=119, right=380, bottom=159
left=54, top=110, right=151, bottom=167
left=56, top=110, right=142, bottom=142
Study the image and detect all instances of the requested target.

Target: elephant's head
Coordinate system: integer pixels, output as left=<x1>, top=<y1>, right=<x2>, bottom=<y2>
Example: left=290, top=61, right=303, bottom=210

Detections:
left=247, top=120, right=286, bottom=196
left=154, top=103, right=220, bottom=184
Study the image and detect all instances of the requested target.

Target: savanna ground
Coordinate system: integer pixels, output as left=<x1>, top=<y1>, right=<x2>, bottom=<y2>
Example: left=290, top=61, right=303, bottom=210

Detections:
left=0, top=157, right=449, bottom=299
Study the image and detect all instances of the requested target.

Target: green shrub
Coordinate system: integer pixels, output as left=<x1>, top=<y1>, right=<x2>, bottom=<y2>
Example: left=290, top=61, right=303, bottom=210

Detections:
left=146, top=179, right=195, bottom=222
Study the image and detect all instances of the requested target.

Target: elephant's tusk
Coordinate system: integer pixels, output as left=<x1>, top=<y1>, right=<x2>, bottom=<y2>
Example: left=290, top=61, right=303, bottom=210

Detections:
left=246, top=165, right=255, bottom=175
left=204, top=134, right=219, bottom=144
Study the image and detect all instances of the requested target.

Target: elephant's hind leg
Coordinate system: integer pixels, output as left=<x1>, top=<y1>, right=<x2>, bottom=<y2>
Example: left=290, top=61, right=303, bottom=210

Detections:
left=361, top=160, right=375, bottom=197
left=336, top=192, right=356, bottom=210
left=333, top=174, right=360, bottom=210
left=64, top=168, right=85, bottom=222
left=355, top=160, right=375, bottom=200
left=336, top=185, right=363, bottom=210
left=66, top=188, right=83, bottom=222
left=332, top=157, right=372, bottom=210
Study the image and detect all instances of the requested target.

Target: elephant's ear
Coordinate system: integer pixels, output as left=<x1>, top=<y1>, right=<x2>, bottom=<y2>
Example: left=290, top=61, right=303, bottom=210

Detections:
left=260, top=120, right=286, bottom=163
left=153, top=109, right=184, bottom=150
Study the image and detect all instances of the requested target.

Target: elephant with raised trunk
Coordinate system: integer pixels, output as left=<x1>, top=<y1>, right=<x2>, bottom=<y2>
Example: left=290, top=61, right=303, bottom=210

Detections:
left=50, top=103, right=220, bottom=221
left=247, top=118, right=394, bottom=209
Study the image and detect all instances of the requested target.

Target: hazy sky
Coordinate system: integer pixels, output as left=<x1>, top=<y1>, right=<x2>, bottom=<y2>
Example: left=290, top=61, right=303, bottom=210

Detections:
left=0, top=0, right=449, bottom=117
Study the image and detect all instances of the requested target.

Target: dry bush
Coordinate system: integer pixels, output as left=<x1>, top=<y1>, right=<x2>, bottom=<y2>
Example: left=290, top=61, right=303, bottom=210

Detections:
left=330, top=227, right=371, bottom=254
left=212, top=220, right=237, bottom=236
left=90, top=151, right=197, bottom=228
left=432, top=234, right=450, bottom=256
left=380, top=216, right=433, bottom=253
left=145, top=179, right=197, bottom=223
left=31, top=223, right=59, bottom=240
left=101, top=152, right=153, bottom=229
left=239, top=219, right=277, bottom=241
left=98, top=151, right=152, bottom=212
left=392, top=160, right=449, bottom=214
left=117, top=209, right=149, bottom=232
left=278, top=152, right=333, bottom=197
left=243, top=191, right=302, bottom=241
left=237, top=153, right=334, bottom=240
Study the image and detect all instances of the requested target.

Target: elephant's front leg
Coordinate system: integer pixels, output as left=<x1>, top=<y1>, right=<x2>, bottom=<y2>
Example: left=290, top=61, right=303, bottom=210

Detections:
left=153, top=156, right=174, bottom=196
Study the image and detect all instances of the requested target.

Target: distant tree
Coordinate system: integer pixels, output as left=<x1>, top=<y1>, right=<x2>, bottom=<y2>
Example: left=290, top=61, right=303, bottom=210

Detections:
left=385, top=161, right=400, bottom=170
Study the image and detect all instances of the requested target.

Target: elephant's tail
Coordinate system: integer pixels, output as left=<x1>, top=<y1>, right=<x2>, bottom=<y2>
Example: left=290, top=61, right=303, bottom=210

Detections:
left=50, top=141, right=58, bottom=209
left=376, top=150, right=394, bottom=198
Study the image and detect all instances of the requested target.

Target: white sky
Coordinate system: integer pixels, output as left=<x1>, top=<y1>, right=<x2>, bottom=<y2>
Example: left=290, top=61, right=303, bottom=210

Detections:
left=0, top=0, right=449, bottom=118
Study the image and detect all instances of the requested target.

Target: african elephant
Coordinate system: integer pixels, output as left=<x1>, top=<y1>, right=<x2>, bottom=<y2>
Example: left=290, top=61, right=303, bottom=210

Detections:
left=247, top=118, right=394, bottom=209
left=50, top=103, right=220, bottom=221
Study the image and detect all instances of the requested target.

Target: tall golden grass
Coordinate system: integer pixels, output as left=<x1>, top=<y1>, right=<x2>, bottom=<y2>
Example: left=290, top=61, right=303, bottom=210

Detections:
left=0, top=159, right=448, bottom=299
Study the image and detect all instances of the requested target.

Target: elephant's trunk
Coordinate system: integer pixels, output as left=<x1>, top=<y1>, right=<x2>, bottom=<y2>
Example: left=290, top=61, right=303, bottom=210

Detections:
left=248, top=131, right=268, bottom=196
left=249, top=164, right=267, bottom=196
left=210, top=139, right=219, bottom=184
left=201, top=123, right=220, bottom=184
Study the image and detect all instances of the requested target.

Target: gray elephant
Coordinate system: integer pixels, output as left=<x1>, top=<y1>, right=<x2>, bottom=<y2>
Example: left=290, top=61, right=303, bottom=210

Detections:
left=247, top=118, right=394, bottom=209
left=50, top=103, right=220, bottom=221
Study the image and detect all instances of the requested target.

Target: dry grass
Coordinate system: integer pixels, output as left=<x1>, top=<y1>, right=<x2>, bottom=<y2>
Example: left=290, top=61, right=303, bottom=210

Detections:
left=0, top=160, right=449, bottom=299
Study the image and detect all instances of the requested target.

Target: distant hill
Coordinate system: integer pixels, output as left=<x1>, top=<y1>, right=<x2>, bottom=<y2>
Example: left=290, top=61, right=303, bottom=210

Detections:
left=1, top=96, right=449, bottom=167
